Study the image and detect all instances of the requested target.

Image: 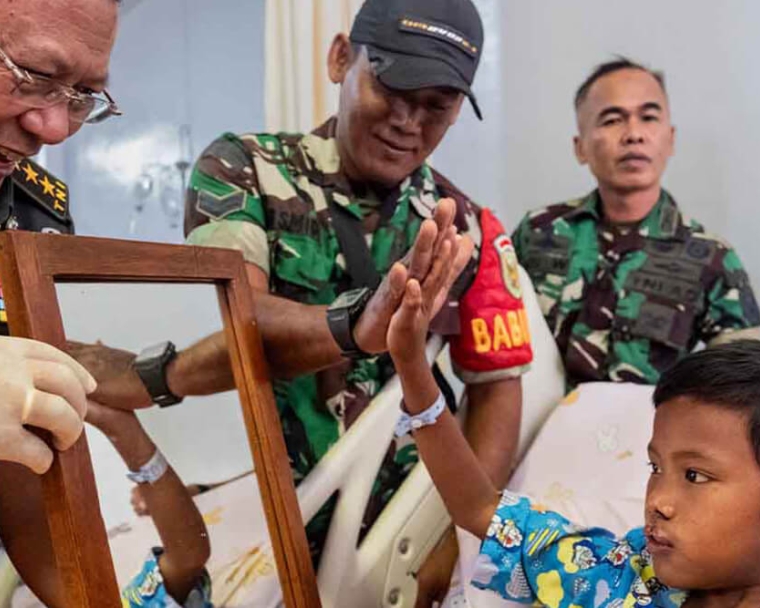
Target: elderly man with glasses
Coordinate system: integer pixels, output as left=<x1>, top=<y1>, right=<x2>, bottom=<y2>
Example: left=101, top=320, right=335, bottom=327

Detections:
left=0, top=44, right=120, bottom=234
left=0, top=55, right=120, bottom=235
left=0, top=0, right=120, bottom=472
left=0, top=0, right=120, bottom=604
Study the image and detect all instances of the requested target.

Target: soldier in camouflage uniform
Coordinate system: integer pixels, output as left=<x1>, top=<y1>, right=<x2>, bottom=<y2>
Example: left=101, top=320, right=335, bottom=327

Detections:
left=180, top=0, right=533, bottom=567
left=184, top=115, right=532, bottom=561
left=512, top=58, right=760, bottom=389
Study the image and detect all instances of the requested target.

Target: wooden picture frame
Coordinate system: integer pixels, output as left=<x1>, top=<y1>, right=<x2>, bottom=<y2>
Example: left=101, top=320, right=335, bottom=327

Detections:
left=0, top=231, right=321, bottom=608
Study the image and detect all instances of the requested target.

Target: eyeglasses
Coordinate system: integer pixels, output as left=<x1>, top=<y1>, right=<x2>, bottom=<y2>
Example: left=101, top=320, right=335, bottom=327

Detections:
left=0, top=44, right=122, bottom=125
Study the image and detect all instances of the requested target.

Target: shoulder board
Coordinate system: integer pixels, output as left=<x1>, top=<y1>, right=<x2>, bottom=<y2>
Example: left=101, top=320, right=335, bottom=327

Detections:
left=11, top=159, right=69, bottom=221
left=691, top=230, right=732, bottom=250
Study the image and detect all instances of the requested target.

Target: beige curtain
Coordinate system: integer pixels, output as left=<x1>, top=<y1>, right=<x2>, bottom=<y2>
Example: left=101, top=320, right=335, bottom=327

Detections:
left=265, top=0, right=363, bottom=133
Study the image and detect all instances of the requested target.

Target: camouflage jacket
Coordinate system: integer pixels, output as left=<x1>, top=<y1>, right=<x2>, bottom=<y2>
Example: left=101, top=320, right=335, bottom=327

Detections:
left=184, top=117, right=528, bottom=560
left=513, top=189, right=760, bottom=387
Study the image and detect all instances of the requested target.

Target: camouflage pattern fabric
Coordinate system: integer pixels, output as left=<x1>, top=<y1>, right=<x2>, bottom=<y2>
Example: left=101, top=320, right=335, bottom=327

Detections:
left=185, top=117, right=523, bottom=564
left=512, top=189, right=760, bottom=388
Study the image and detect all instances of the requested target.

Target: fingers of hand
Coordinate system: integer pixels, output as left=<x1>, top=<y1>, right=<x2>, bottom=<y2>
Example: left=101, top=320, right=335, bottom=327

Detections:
left=387, top=262, right=408, bottom=301
left=454, top=234, right=474, bottom=270
left=432, top=198, right=456, bottom=244
left=84, top=398, right=105, bottom=426
left=431, top=204, right=456, bottom=261
left=444, top=234, right=474, bottom=291
left=397, top=281, right=422, bottom=332
left=22, top=389, right=84, bottom=451
left=7, top=337, right=98, bottom=394
left=403, top=278, right=423, bottom=311
left=404, top=198, right=457, bottom=282
left=0, top=428, right=55, bottom=474
left=363, top=262, right=407, bottom=326
left=30, top=359, right=88, bottom=421
left=389, top=279, right=422, bottom=348
left=407, top=219, right=438, bottom=279
left=421, top=237, right=454, bottom=310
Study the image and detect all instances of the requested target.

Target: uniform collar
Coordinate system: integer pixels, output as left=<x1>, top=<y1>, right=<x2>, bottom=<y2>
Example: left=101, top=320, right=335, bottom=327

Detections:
left=297, top=116, right=439, bottom=219
left=637, top=189, right=683, bottom=240
left=567, top=188, right=686, bottom=240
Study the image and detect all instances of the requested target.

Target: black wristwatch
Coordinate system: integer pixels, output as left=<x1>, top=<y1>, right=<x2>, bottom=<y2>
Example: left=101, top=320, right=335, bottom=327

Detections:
left=133, top=341, right=184, bottom=407
left=326, top=287, right=374, bottom=359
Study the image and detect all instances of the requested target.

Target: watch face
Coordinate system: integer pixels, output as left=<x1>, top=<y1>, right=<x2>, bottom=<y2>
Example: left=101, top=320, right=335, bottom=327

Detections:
left=330, top=288, right=368, bottom=310
left=136, top=341, right=171, bottom=364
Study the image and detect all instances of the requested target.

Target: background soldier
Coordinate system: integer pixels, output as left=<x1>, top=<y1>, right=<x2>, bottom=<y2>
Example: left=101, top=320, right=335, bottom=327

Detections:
left=512, top=58, right=760, bottom=388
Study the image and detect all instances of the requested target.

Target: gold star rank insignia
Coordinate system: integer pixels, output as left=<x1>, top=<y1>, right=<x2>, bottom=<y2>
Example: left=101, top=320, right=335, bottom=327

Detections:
left=12, top=159, right=69, bottom=221
left=40, top=174, right=56, bottom=197
left=21, top=162, right=39, bottom=184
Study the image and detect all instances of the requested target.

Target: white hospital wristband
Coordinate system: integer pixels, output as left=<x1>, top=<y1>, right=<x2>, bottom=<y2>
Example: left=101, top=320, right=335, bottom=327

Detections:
left=126, top=449, right=169, bottom=485
left=394, top=392, right=446, bottom=438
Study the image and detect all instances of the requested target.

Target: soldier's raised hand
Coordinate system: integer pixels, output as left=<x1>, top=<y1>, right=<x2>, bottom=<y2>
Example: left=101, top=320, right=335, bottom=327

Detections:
left=0, top=336, right=96, bottom=473
left=354, top=198, right=473, bottom=355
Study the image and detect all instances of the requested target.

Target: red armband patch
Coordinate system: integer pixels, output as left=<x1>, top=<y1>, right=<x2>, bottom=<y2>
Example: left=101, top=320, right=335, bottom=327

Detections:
left=450, top=208, right=533, bottom=374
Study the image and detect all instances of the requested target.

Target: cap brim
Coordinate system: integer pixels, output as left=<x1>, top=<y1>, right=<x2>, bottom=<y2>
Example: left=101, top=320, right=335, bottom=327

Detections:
left=365, top=46, right=483, bottom=121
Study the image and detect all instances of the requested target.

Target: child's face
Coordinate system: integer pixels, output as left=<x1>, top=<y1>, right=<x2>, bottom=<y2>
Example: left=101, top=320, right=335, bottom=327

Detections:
left=645, top=396, right=760, bottom=589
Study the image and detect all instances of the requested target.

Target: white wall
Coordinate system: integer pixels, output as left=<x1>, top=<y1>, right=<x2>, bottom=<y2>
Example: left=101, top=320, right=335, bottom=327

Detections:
left=431, top=0, right=504, bottom=214
left=435, top=0, right=760, bottom=291
left=47, top=0, right=266, bottom=244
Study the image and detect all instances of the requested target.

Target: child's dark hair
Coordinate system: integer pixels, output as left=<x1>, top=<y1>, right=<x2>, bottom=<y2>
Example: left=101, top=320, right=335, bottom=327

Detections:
left=654, top=340, right=760, bottom=464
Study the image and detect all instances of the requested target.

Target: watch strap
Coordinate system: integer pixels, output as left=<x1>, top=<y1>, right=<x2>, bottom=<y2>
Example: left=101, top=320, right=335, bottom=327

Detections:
left=133, top=341, right=183, bottom=407
left=326, top=306, right=365, bottom=358
left=326, top=288, right=374, bottom=359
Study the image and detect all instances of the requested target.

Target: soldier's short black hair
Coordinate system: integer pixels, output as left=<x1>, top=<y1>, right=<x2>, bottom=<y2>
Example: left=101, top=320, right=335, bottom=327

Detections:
left=574, top=57, right=666, bottom=111
left=654, top=340, right=760, bottom=465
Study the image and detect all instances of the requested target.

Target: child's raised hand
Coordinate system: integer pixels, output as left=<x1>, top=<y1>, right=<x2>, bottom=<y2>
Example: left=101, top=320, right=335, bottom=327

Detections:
left=388, top=232, right=465, bottom=365
left=388, top=278, right=429, bottom=365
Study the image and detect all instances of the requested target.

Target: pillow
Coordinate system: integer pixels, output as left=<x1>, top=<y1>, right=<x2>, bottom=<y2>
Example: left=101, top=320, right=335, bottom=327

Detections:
left=451, top=382, right=656, bottom=608
left=507, top=381, right=655, bottom=533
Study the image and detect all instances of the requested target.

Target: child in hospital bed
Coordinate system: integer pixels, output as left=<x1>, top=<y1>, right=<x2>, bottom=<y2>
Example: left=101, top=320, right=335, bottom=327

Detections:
left=387, top=272, right=760, bottom=607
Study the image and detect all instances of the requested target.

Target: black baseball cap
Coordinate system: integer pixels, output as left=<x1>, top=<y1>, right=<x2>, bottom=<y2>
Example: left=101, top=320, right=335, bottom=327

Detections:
left=349, top=0, right=484, bottom=120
